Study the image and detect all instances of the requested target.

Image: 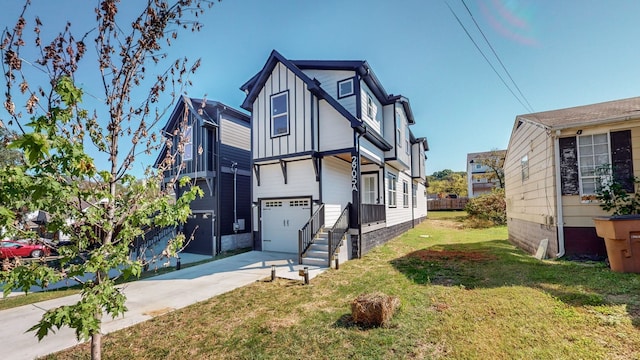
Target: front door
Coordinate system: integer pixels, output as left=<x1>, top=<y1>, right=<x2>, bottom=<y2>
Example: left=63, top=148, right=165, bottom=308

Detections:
left=261, top=198, right=311, bottom=253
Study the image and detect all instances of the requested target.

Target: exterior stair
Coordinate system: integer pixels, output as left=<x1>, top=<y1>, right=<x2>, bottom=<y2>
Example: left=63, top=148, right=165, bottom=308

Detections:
left=301, top=230, right=329, bottom=267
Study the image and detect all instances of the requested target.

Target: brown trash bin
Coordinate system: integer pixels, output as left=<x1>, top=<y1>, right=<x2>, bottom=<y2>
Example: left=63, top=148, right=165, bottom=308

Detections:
left=593, top=216, right=640, bottom=273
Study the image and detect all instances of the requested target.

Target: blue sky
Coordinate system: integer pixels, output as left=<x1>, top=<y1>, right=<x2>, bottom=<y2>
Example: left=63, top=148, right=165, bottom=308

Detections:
left=3, top=0, right=640, bottom=176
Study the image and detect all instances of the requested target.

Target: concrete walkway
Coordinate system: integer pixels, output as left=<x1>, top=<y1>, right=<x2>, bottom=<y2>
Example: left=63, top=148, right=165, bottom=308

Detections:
left=0, top=251, right=328, bottom=360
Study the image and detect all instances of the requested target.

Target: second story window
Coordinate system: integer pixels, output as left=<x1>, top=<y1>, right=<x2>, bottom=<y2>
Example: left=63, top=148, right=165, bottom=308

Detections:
left=338, top=78, right=354, bottom=98
left=271, top=91, right=289, bottom=137
left=405, top=127, right=410, bottom=155
left=396, top=110, right=402, bottom=148
left=366, top=93, right=377, bottom=120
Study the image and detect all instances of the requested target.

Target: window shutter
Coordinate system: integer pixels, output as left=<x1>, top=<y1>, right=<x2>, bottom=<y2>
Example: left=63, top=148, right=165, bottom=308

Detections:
left=610, top=130, right=634, bottom=193
left=559, top=136, right=579, bottom=195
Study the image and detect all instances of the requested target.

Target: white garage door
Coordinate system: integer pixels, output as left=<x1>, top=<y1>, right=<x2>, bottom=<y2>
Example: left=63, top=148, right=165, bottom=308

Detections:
left=261, top=198, right=311, bottom=253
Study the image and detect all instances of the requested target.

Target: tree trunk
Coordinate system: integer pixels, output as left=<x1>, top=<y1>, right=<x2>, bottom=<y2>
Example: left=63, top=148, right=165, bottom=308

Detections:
left=91, top=331, right=102, bottom=360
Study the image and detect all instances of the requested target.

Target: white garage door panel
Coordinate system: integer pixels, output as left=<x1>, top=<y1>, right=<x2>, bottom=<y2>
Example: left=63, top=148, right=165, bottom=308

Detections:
left=261, top=198, right=311, bottom=253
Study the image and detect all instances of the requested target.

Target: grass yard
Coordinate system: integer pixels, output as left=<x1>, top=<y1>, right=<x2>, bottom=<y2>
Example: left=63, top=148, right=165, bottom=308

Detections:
left=45, top=213, right=640, bottom=359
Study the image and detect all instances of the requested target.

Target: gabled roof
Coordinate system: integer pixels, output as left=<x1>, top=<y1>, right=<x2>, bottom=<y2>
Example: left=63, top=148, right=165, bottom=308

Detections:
left=240, top=50, right=415, bottom=124
left=467, top=150, right=506, bottom=164
left=154, top=96, right=249, bottom=167
left=240, top=50, right=393, bottom=150
left=517, top=96, right=640, bottom=130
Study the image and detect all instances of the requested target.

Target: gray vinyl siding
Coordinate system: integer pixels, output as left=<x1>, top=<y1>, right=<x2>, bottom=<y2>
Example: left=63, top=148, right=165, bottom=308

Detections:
left=221, top=117, right=250, bottom=152
left=220, top=143, right=251, bottom=171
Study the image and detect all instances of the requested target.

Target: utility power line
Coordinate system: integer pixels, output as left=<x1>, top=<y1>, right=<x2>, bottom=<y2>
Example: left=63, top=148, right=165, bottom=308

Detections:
left=445, top=1, right=535, bottom=113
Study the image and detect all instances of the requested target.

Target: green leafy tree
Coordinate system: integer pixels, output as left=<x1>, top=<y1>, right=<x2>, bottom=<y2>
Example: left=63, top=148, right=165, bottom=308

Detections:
left=0, top=126, right=22, bottom=166
left=427, top=170, right=467, bottom=197
left=0, top=1, right=216, bottom=359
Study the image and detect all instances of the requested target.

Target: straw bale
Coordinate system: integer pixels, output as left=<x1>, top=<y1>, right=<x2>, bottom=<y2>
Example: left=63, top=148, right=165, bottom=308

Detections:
left=351, top=292, right=400, bottom=327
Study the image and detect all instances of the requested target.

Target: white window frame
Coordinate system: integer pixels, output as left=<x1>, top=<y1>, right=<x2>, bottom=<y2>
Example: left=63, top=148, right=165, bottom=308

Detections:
left=271, top=91, right=289, bottom=137
left=338, top=78, right=354, bottom=99
left=366, top=93, right=377, bottom=120
left=182, top=125, right=193, bottom=161
left=387, top=173, right=397, bottom=208
left=403, top=180, right=409, bottom=208
left=362, top=174, right=377, bottom=204
left=396, top=110, right=402, bottom=149
left=405, top=127, right=410, bottom=155
left=577, top=133, right=610, bottom=196
left=412, top=186, right=417, bottom=208
left=521, top=155, right=529, bottom=181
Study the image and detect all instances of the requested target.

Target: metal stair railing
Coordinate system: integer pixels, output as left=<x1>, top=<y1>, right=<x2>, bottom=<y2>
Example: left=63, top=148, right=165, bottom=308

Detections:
left=327, top=203, right=350, bottom=267
left=298, top=204, right=325, bottom=264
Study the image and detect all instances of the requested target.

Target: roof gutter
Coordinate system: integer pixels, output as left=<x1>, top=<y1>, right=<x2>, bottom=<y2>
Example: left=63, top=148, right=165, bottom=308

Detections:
left=520, top=113, right=640, bottom=132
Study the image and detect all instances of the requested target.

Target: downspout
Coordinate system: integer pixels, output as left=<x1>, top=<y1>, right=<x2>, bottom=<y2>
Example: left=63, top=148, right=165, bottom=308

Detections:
left=232, top=161, right=238, bottom=233
left=553, top=131, right=566, bottom=258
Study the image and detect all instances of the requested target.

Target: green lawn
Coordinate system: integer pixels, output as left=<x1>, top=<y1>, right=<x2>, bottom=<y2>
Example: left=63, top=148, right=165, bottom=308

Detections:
left=43, top=214, right=640, bottom=359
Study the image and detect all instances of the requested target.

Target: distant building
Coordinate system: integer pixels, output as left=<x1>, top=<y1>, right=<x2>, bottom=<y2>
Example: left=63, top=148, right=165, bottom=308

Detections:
left=467, top=150, right=506, bottom=198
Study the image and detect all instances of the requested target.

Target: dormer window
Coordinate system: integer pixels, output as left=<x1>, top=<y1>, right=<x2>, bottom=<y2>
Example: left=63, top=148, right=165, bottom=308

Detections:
left=338, top=78, right=354, bottom=98
left=271, top=91, right=289, bottom=137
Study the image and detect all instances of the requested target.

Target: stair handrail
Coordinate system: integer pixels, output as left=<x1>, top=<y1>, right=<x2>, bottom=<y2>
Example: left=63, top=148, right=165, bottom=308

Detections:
left=327, top=203, right=350, bottom=267
left=298, top=203, right=325, bottom=263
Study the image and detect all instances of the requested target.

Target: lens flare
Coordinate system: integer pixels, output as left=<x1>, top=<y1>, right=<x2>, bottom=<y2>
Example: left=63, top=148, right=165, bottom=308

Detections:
left=479, top=0, right=538, bottom=46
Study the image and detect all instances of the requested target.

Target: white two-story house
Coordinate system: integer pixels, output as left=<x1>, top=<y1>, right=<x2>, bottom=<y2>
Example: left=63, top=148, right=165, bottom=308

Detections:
left=240, top=50, right=429, bottom=266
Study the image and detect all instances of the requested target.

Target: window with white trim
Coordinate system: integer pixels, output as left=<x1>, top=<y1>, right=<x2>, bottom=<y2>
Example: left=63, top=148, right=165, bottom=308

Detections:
left=412, top=186, right=417, bottom=208
left=362, top=174, right=377, bottom=204
left=271, top=92, right=289, bottom=137
left=403, top=181, right=409, bottom=207
left=338, top=78, right=354, bottom=98
left=387, top=173, right=397, bottom=207
left=521, top=155, right=529, bottom=181
left=578, top=133, right=610, bottom=195
left=405, top=127, right=410, bottom=155
left=396, top=110, right=402, bottom=149
left=366, top=92, right=377, bottom=120
left=182, top=125, right=193, bottom=161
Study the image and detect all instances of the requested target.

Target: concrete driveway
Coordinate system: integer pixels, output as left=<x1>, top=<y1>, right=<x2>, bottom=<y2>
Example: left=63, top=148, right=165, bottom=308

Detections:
left=0, top=251, right=327, bottom=359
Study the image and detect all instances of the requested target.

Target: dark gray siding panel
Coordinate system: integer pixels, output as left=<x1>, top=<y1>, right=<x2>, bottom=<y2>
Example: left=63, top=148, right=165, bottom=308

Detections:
left=180, top=179, right=215, bottom=211
left=183, top=212, right=214, bottom=255
left=220, top=144, right=251, bottom=170
left=219, top=173, right=251, bottom=236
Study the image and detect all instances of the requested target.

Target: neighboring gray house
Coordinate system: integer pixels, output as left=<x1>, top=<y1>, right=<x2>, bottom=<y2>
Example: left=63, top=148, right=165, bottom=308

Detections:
left=240, top=50, right=429, bottom=266
left=155, top=96, right=252, bottom=256
left=467, top=150, right=506, bottom=198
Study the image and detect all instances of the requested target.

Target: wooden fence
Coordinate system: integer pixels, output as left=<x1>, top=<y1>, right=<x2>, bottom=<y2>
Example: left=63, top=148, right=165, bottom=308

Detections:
left=427, top=198, right=469, bottom=211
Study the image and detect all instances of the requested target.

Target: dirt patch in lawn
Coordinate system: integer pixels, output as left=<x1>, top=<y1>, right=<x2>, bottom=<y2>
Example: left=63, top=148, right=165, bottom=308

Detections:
left=407, top=249, right=496, bottom=262
left=427, top=220, right=464, bottom=230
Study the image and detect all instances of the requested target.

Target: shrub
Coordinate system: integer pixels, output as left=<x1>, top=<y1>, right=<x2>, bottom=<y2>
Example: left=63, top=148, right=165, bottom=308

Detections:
left=465, top=189, right=506, bottom=226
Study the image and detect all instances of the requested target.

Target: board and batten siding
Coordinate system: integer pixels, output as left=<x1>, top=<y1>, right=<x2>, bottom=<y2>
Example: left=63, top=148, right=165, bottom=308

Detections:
left=302, top=69, right=357, bottom=117
left=252, top=62, right=313, bottom=160
left=385, top=167, right=413, bottom=227
left=318, top=101, right=353, bottom=152
left=504, top=121, right=557, bottom=225
left=253, top=160, right=319, bottom=201
left=321, top=156, right=353, bottom=227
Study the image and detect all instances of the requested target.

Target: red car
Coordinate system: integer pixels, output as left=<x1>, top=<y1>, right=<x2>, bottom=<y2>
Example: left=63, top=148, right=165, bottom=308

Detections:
left=0, top=240, right=50, bottom=259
